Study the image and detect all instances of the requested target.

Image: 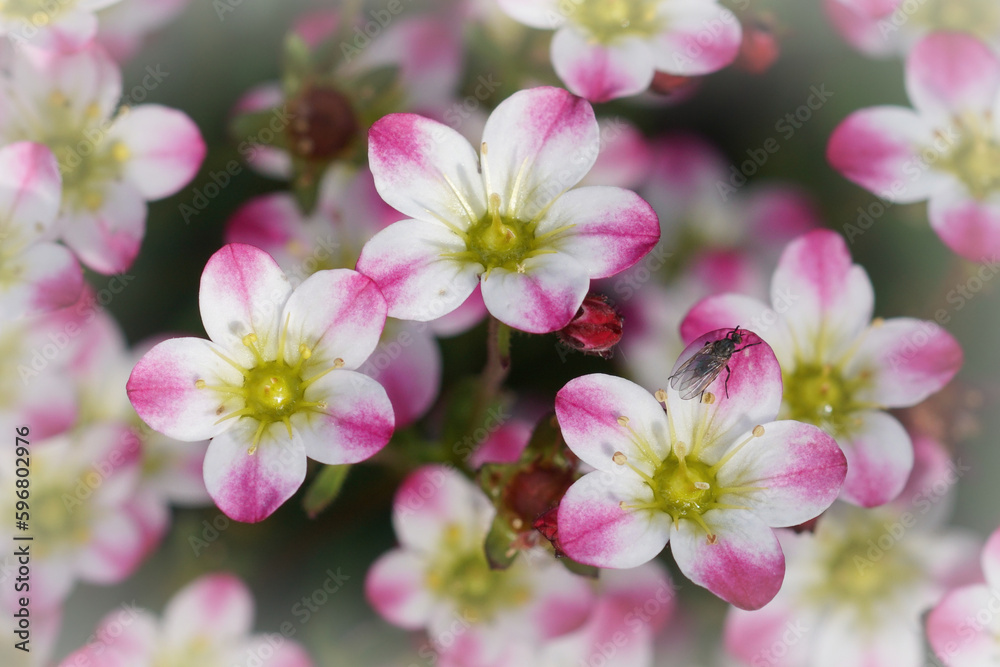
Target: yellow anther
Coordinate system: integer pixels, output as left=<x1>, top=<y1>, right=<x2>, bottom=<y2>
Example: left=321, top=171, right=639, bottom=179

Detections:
left=617, top=416, right=630, bottom=427
left=333, top=357, right=344, bottom=368
left=298, top=344, right=312, bottom=359
left=752, top=425, right=765, bottom=437
left=612, top=451, right=628, bottom=465
left=702, top=392, right=716, bottom=405
left=111, top=142, right=130, bottom=162
left=654, top=389, right=667, bottom=403
left=194, top=379, right=206, bottom=389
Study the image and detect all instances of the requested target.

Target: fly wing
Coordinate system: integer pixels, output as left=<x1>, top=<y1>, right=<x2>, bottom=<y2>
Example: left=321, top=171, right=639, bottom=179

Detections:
left=668, top=351, right=727, bottom=400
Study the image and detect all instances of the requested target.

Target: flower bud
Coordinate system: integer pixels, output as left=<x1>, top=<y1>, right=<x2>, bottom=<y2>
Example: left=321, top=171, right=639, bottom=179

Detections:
left=286, top=85, right=359, bottom=160
left=556, top=293, right=623, bottom=359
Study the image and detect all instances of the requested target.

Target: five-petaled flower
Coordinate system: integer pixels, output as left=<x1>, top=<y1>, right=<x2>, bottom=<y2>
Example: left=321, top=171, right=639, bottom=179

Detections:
left=365, top=465, right=595, bottom=665
left=828, top=32, right=1000, bottom=262
left=497, top=0, right=742, bottom=102
left=681, top=229, right=963, bottom=507
left=356, top=86, right=660, bottom=334
left=554, top=329, right=847, bottom=610
left=126, top=243, right=395, bottom=523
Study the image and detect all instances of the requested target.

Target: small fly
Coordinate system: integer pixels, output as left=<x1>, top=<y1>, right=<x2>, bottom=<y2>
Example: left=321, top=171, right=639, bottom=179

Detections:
left=668, top=327, right=761, bottom=400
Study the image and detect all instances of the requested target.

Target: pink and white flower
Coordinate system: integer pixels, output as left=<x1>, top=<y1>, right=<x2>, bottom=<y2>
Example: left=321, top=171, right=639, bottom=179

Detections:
left=0, top=43, right=205, bottom=273
left=59, top=573, right=313, bottom=666
left=537, top=562, right=675, bottom=667
left=0, top=423, right=157, bottom=613
left=126, top=243, right=394, bottom=523
left=0, top=0, right=122, bottom=52
left=927, top=525, right=1000, bottom=666
left=680, top=230, right=962, bottom=507
left=554, top=331, right=847, bottom=610
left=365, top=465, right=594, bottom=666
left=726, top=435, right=980, bottom=667
left=497, top=0, right=742, bottom=102
left=357, top=86, right=660, bottom=334
left=828, top=32, right=1000, bottom=262
left=0, top=142, right=82, bottom=319
left=825, top=0, right=1000, bottom=58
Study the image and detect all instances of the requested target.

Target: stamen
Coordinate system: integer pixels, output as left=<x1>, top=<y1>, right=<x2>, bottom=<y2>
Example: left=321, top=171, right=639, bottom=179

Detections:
left=210, top=347, right=251, bottom=377
left=709, top=425, right=765, bottom=474
left=214, top=407, right=255, bottom=425
left=612, top=451, right=628, bottom=465
left=248, top=421, right=267, bottom=455
left=242, top=333, right=266, bottom=365
left=441, top=171, right=478, bottom=224
left=616, top=415, right=663, bottom=467
left=277, top=313, right=291, bottom=364
left=508, top=156, right=530, bottom=214
left=480, top=141, right=493, bottom=195
left=300, top=358, right=344, bottom=389
left=701, top=391, right=716, bottom=405
left=654, top=389, right=678, bottom=444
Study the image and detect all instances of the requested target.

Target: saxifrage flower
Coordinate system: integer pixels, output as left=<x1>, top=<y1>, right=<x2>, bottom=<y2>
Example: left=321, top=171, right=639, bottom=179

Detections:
left=357, top=86, right=660, bottom=334
left=554, top=329, right=847, bottom=610
left=828, top=32, right=1000, bottom=262
left=497, top=0, right=742, bottom=102
left=681, top=230, right=962, bottom=507
left=127, top=243, right=394, bottom=523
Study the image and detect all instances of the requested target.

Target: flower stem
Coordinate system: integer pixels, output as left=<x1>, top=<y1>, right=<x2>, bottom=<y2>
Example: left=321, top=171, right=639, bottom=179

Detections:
left=467, top=316, right=512, bottom=444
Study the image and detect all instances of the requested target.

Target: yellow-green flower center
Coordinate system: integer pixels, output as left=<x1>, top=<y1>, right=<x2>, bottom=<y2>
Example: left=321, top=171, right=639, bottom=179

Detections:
left=244, top=361, right=304, bottom=420
left=804, top=513, right=923, bottom=627
left=570, top=0, right=663, bottom=45
left=613, top=397, right=768, bottom=541
left=650, top=453, right=717, bottom=520
left=937, top=113, right=1000, bottom=201
left=425, top=525, right=531, bottom=623
left=782, top=362, right=870, bottom=438
left=152, top=636, right=221, bottom=667
left=8, top=94, right=130, bottom=214
left=0, top=0, right=73, bottom=22
left=912, top=0, right=1000, bottom=43
left=464, top=194, right=538, bottom=275
left=196, top=328, right=342, bottom=454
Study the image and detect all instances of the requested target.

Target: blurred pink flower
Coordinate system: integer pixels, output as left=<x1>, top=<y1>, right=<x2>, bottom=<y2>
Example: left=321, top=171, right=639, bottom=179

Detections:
left=828, top=32, right=1000, bottom=262
left=554, top=331, right=846, bottom=610
left=682, top=230, right=963, bottom=507
left=928, top=525, right=1000, bottom=666
left=60, top=573, right=313, bottom=666
left=825, top=0, right=1000, bottom=58
left=727, top=434, right=980, bottom=667
left=0, top=0, right=122, bottom=52
left=366, top=465, right=595, bottom=666
left=0, top=142, right=83, bottom=319
left=0, top=423, right=158, bottom=612
left=497, top=0, right=742, bottom=101
left=0, top=44, right=205, bottom=273
left=127, top=244, right=394, bottom=522
left=357, top=86, right=660, bottom=333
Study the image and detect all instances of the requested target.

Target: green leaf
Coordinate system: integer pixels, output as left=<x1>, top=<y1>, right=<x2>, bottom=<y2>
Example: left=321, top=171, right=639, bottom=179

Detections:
left=302, top=464, right=350, bottom=518
left=484, top=514, right=519, bottom=570
left=559, top=556, right=599, bottom=579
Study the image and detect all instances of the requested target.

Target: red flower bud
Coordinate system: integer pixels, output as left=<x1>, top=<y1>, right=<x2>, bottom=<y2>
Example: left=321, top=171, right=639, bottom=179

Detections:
left=557, top=293, right=623, bottom=359
left=735, top=20, right=780, bottom=74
